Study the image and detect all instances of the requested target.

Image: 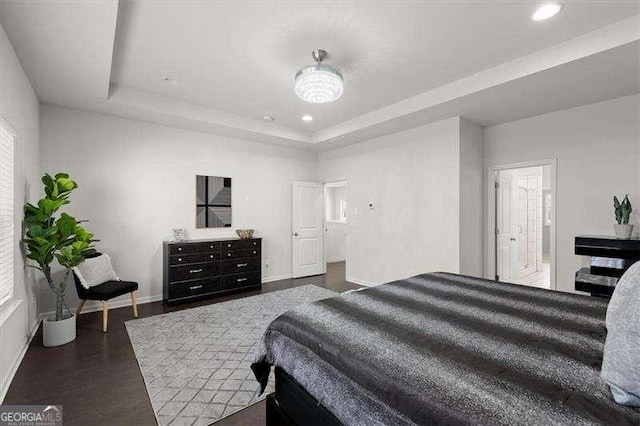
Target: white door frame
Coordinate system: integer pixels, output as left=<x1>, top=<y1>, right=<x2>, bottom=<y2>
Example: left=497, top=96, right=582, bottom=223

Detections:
left=486, top=159, right=557, bottom=290
left=322, top=180, right=348, bottom=272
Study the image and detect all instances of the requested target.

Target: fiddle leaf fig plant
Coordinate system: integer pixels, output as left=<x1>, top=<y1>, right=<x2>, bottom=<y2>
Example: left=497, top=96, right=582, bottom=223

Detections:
left=614, top=195, right=632, bottom=225
left=23, top=173, right=97, bottom=321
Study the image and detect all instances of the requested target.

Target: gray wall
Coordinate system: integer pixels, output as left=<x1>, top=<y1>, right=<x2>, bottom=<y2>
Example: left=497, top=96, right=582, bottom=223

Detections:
left=484, top=94, right=640, bottom=293
left=40, top=105, right=318, bottom=314
left=0, top=23, right=41, bottom=400
left=319, top=117, right=484, bottom=286
left=459, top=117, right=484, bottom=277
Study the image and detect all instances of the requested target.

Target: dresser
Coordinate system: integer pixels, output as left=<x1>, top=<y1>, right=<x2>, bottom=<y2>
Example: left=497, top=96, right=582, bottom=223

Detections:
left=163, top=237, right=262, bottom=304
left=574, top=235, right=640, bottom=297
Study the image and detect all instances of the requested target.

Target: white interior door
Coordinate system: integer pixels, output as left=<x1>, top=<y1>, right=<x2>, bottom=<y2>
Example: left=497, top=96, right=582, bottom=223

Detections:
left=292, top=181, right=325, bottom=278
left=496, top=172, right=514, bottom=281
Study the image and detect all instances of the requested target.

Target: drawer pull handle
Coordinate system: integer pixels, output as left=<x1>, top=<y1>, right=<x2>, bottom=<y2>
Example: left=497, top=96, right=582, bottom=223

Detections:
left=210, top=245, right=214, bottom=248
left=190, top=285, right=203, bottom=290
left=178, top=247, right=183, bottom=252
left=237, top=278, right=248, bottom=282
left=253, top=251, right=256, bottom=254
left=178, top=258, right=182, bottom=261
left=227, top=244, right=231, bottom=247
left=210, top=255, right=214, bottom=259
left=237, top=263, right=248, bottom=267
left=227, top=253, right=232, bottom=257
left=190, top=269, right=203, bottom=273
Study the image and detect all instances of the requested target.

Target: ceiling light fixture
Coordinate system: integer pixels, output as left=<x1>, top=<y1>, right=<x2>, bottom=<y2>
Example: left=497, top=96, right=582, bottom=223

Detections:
left=302, top=115, right=313, bottom=122
left=532, top=3, right=563, bottom=21
left=295, top=49, right=344, bottom=103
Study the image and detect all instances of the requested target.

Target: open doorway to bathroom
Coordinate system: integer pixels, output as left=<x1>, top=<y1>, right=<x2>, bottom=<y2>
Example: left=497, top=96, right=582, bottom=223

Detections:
left=323, top=181, right=347, bottom=281
left=492, top=162, right=555, bottom=290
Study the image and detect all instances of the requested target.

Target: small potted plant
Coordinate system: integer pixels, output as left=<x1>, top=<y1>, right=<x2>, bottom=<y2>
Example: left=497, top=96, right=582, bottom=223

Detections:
left=23, top=173, right=97, bottom=347
left=613, top=195, right=634, bottom=239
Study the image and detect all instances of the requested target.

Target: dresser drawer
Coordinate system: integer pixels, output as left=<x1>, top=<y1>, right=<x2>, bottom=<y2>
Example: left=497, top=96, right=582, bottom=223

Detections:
left=222, top=271, right=261, bottom=289
left=169, top=262, right=220, bottom=282
left=220, top=257, right=260, bottom=275
left=170, top=252, right=220, bottom=265
left=170, top=242, right=220, bottom=255
left=221, top=248, right=260, bottom=260
left=168, top=277, right=221, bottom=299
left=220, top=239, right=261, bottom=251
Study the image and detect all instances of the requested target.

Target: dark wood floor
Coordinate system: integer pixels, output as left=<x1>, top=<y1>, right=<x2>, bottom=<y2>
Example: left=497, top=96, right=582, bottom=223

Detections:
left=4, top=262, right=358, bottom=426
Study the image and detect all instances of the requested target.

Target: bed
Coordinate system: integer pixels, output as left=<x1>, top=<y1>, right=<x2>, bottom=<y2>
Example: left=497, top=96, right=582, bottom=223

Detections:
left=252, top=272, right=640, bottom=425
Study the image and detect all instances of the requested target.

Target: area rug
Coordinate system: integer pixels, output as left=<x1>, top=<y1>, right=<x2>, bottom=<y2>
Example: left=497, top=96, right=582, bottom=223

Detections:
left=125, top=285, right=336, bottom=426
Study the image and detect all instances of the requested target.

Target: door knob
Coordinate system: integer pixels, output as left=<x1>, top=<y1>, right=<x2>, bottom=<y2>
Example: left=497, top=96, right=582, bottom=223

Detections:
left=293, top=232, right=299, bottom=236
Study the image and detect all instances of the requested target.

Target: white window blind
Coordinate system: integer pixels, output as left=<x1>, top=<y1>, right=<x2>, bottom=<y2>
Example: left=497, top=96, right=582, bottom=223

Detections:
left=0, top=119, right=15, bottom=306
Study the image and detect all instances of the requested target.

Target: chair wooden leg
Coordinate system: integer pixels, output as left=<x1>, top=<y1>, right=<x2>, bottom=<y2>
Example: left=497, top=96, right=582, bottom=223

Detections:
left=102, top=301, right=108, bottom=333
left=131, top=291, right=138, bottom=318
left=75, top=300, right=86, bottom=316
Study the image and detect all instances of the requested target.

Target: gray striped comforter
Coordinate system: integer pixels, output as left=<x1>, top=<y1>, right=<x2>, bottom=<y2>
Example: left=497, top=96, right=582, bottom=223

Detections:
left=252, top=272, right=640, bottom=425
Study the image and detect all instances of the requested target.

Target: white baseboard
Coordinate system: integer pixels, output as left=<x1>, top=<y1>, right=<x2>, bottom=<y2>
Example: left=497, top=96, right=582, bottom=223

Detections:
left=347, top=276, right=376, bottom=287
left=262, top=274, right=292, bottom=283
left=39, top=294, right=164, bottom=319
left=0, top=318, right=41, bottom=403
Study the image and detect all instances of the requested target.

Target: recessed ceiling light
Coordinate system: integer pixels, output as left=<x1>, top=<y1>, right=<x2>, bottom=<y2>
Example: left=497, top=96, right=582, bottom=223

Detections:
left=263, top=115, right=274, bottom=122
left=162, top=77, right=178, bottom=86
left=302, top=115, right=313, bottom=122
left=532, top=3, right=563, bottom=21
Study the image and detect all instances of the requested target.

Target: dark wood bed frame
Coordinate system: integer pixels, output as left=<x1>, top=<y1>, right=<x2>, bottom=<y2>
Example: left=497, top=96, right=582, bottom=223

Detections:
left=266, top=367, right=341, bottom=426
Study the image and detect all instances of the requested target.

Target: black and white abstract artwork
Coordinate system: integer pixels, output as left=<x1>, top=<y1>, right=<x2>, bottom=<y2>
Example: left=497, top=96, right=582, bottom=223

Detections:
left=196, top=176, right=232, bottom=228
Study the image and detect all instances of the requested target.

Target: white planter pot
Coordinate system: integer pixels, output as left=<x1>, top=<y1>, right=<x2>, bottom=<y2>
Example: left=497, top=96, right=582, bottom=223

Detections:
left=613, top=224, right=634, bottom=239
left=43, top=314, right=76, bottom=347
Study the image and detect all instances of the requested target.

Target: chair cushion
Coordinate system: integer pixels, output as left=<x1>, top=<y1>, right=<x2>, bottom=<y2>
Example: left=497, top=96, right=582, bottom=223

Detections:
left=73, top=254, right=119, bottom=289
left=601, top=260, right=640, bottom=406
left=84, top=280, right=138, bottom=301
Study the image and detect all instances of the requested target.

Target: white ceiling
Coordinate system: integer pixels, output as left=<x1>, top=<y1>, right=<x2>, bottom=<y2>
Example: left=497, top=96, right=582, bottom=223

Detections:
left=315, top=41, right=640, bottom=151
left=0, top=1, right=638, bottom=150
left=0, top=0, right=119, bottom=106
left=111, top=1, right=638, bottom=132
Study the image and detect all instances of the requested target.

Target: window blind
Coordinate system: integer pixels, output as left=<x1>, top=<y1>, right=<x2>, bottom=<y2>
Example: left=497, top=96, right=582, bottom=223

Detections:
left=0, top=119, right=15, bottom=306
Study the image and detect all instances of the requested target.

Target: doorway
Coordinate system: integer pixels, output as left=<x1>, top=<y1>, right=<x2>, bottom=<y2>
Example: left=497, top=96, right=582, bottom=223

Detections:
left=323, top=181, right=347, bottom=280
left=489, top=161, right=556, bottom=290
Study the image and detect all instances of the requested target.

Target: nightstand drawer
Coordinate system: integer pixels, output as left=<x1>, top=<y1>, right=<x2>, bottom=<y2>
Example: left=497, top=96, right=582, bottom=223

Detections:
left=222, top=271, right=261, bottom=289
left=169, top=252, right=220, bottom=265
left=220, top=258, right=260, bottom=275
left=168, top=278, right=221, bottom=299
left=169, top=262, right=219, bottom=282
left=170, top=242, right=220, bottom=255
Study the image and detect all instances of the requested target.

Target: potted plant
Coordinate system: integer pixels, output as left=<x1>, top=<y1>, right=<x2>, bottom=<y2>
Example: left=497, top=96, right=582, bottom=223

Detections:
left=613, top=195, right=634, bottom=239
left=23, top=173, right=97, bottom=347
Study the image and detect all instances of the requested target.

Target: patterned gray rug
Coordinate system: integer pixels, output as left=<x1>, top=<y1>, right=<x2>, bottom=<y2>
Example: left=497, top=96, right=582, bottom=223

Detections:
left=126, top=285, right=336, bottom=426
